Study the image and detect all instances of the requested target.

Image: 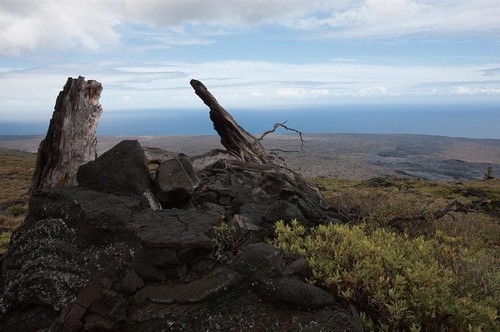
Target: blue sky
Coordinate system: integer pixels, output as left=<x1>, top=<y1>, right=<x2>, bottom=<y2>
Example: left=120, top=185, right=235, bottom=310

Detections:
left=1, top=0, right=500, bottom=124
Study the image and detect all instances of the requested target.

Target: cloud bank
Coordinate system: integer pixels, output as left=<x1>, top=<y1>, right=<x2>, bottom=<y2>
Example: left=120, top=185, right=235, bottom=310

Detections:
left=1, top=0, right=499, bottom=55
left=1, top=59, right=498, bottom=121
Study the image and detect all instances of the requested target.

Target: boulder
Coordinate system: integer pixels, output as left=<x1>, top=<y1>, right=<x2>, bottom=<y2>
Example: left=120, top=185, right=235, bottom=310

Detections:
left=153, top=155, right=199, bottom=209
left=231, top=243, right=335, bottom=309
left=262, top=200, right=306, bottom=224
left=77, top=140, right=151, bottom=195
left=57, top=279, right=128, bottom=332
left=1, top=150, right=361, bottom=331
left=230, top=242, right=283, bottom=281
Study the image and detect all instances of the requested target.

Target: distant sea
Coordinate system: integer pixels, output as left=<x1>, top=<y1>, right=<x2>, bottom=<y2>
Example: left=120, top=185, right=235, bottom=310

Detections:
left=1, top=103, right=499, bottom=139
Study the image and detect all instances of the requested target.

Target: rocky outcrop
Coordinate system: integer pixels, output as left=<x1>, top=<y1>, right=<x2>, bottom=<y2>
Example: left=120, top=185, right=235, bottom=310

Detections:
left=0, top=79, right=362, bottom=331
left=0, top=141, right=361, bottom=331
left=31, top=76, right=103, bottom=192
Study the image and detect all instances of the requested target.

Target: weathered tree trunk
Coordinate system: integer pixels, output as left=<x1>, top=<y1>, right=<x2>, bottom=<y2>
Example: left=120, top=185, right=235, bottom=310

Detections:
left=190, top=79, right=283, bottom=165
left=190, top=79, right=324, bottom=206
left=30, top=76, right=103, bottom=192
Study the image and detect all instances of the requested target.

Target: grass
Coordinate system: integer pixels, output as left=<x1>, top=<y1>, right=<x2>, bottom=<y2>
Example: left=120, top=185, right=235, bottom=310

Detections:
left=0, top=152, right=36, bottom=254
left=309, top=176, right=499, bottom=256
left=310, top=176, right=499, bottom=234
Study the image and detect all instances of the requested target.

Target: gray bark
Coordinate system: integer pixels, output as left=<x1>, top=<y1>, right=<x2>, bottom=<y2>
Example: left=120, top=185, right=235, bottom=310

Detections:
left=190, top=79, right=284, bottom=165
left=30, top=76, right=103, bottom=192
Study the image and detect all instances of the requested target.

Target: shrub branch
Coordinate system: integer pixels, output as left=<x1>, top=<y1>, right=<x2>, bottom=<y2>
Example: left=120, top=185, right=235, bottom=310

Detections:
left=434, top=199, right=467, bottom=219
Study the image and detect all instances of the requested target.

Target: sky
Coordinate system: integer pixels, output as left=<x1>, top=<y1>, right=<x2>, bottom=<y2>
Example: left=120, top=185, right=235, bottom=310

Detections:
left=0, top=0, right=500, bottom=130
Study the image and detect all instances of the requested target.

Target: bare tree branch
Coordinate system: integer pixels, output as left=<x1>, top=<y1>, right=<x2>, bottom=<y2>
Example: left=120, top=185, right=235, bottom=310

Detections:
left=258, top=120, right=305, bottom=151
left=434, top=199, right=467, bottom=219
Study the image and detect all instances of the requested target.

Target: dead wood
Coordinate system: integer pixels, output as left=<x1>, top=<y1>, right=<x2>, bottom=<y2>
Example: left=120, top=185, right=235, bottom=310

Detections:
left=30, top=76, right=103, bottom=193
left=190, top=79, right=283, bottom=165
left=434, top=199, right=467, bottom=219
left=258, top=120, right=305, bottom=151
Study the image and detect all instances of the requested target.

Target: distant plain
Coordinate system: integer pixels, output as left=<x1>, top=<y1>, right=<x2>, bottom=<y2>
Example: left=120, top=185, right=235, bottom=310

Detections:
left=1, top=133, right=499, bottom=181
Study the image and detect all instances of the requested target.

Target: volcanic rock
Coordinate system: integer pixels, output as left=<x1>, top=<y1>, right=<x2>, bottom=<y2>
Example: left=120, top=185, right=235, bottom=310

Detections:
left=0, top=79, right=362, bottom=331
left=77, top=140, right=151, bottom=196
left=153, top=155, right=200, bottom=209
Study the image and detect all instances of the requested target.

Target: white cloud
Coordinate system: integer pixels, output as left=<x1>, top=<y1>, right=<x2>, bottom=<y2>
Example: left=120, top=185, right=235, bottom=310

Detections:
left=0, top=0, right=335, bottom=55
left=358, top=86, right=390, bottom=96
left=295, top=0, right=500, bottom=38
left=121, top=0, right=343, bottom=28
left=2, top=1, right=499, bottom=56
left=451, top=86, right=500, bottom=95
left=481, top=67, right=500, bottom=77
left=0, top=0, right=121, bottom=55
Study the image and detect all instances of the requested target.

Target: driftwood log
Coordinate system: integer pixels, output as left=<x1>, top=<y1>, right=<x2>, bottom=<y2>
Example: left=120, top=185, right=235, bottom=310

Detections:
left=30, top=76, right=103, bottom=192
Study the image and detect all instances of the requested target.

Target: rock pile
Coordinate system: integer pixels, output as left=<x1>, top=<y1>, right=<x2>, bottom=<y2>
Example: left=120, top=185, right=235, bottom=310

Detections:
left=0, top=78, right=361, bottom=331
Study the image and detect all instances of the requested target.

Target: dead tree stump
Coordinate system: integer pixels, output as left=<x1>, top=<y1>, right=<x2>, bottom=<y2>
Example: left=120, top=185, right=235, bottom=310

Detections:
left=190, top=79, right=283, bottom=165
left=190, top=79, right=324, bottom=205
left=30, top=76, right=103, bottom=192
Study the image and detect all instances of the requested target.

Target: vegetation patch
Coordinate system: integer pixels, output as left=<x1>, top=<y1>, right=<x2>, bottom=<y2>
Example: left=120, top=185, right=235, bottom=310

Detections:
left=4, top=204, right=26, bottom=217
left=0, top=152, right=36, bottom=254
left=271, top=176, right=500, bottom=330
left=212, top=220, right=250, bottom=259
left=272, top=219, right=498, bottom=331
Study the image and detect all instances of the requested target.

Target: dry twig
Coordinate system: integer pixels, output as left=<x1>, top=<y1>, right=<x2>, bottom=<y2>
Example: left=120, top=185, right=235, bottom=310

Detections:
left=258, top=120, right=305, bottom=151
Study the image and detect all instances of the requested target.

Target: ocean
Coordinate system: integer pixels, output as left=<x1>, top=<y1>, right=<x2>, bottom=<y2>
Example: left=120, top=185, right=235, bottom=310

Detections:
left=1, top=103, right=499, bottom=139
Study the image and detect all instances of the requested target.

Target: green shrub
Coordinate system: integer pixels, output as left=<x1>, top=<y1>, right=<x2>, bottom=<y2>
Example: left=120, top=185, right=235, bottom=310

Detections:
left=0, top=232, right=12, bottom=254
left=4, top=204, right=25, bottom=217
left=212, top=221, right=249, bottom=258
left=272, top=219, right=498, bottom=331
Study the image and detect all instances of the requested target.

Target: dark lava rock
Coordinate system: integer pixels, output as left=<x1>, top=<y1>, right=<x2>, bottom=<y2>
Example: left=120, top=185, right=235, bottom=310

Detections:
left=193, top=160, right=333, bottom=236
left=255, top=276, right=336, bottom=309
left=153, top=155, right=199, bottom=208
left=0, top=140, right=362, bottom=331
left=262, top=200, right=305, bottom=223
left=56, top=279, right=128, bottom=331
left=77, top=140, right=151, bottom=195
left=230, top=242, right=283, bottom=281
left=120, top=270, right=145, bottom=295
left=231, top=243, right=335, bottom=309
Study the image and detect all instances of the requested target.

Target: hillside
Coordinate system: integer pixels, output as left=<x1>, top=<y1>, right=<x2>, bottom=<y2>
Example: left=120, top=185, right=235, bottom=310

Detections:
left=0, top=141, right=499, bottom=330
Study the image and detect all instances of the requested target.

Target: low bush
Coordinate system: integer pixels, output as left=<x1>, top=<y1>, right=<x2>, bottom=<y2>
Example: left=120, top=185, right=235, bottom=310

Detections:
left=212, top=220, right=250, bottom=258
left=0, top=232, right=11, bottom=254
left=0, top=214, right=24, bottom=254
left=272, top=219, right=498, bottom=331
left=5, top=204, right=25, bottom=217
